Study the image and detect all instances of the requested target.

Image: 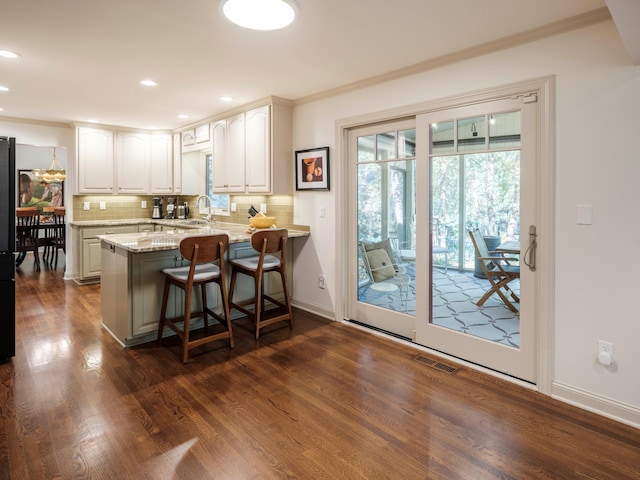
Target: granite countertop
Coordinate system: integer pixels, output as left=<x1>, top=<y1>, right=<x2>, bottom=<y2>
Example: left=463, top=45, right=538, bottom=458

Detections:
left=95, top=221, right=310, bottom=253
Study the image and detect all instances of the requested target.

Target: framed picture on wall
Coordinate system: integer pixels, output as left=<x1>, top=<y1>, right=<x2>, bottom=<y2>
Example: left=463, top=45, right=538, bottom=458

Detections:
left=295, top=147, right=330, bottom=191
left=18, top=170, right=64, bottom=212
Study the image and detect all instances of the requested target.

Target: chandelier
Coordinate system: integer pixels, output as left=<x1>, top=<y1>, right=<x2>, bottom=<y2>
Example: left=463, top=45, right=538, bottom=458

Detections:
left=31, top=147, right=66, bottom=182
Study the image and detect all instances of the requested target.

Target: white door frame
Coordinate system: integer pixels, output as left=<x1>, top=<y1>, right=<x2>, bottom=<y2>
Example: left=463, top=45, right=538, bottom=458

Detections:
left=336, top=76, right=555, bottom=394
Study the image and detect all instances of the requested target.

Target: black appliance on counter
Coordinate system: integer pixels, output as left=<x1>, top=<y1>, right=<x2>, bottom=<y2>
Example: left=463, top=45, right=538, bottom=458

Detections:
left=0, top=136, right=16, bottom=363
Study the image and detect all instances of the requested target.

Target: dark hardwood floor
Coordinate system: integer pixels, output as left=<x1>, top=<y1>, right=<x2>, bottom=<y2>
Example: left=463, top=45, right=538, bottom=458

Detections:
left=2, top=253, right=639, bottom=479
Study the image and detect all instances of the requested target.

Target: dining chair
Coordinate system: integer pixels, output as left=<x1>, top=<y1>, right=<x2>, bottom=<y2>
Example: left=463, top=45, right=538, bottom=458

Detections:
left=15, top=208, right=41, bottom=271
left=468, top=229, right=520, bottom=312
left=228, top=228, right=293, bottom=340
left=47, top=207, right=66, bottom=269
left=157, top=234, right=234, bottom=363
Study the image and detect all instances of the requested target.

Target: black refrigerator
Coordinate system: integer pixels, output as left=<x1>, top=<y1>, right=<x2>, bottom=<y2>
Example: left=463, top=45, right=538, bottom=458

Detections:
left=0, top=136, right=15, bottom=363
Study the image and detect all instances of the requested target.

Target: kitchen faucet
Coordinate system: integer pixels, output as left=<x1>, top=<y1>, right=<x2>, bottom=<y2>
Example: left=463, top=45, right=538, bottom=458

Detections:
left=196, top=195, right=213, bottom=225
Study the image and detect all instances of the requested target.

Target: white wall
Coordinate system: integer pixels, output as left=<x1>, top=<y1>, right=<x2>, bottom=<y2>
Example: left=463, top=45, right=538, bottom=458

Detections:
left=1, top=120, right=76, bottom=278
left=291, top=20, right=640, bottom=426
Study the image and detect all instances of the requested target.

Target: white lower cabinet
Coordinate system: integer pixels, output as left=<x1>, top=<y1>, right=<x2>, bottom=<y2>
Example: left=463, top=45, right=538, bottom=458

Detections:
left=78, top=225, right=138, bottom=282
left=76, top=224, right=152, bottom=283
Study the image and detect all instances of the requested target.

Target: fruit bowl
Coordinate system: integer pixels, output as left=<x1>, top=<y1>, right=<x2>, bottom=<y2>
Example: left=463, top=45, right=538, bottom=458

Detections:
left=250, top=216, right=276, bottom=229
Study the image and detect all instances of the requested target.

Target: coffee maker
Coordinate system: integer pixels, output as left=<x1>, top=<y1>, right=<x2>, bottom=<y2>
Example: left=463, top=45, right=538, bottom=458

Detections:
left=166, top=197, right=176, bottom=219
left=152, top=197, right=162, bottom=219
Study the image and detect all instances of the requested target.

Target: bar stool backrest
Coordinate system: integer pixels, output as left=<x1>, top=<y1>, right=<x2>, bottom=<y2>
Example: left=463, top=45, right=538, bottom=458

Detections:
left=179, top=234, right=228, bottom=265
left=250, top=228, right=288, bottom=257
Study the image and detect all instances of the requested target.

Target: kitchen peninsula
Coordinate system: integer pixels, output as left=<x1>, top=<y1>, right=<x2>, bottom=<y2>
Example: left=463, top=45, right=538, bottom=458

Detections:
left=93, top=220, right=309, bottom=347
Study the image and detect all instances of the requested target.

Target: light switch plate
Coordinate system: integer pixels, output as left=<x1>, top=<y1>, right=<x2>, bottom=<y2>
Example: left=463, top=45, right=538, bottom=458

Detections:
left=231, top=202, right=237, bottom=212
left=260, top=203, right=267, bottom=214
left=83, top=202, right=90, bottom=211
left=100, top=201, right=106, bottom=210
left=577, top=204, right=592, bottom=225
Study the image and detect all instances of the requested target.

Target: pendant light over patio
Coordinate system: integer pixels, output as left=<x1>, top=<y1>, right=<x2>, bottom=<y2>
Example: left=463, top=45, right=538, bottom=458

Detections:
left=220, top=0, right=298, bottom=30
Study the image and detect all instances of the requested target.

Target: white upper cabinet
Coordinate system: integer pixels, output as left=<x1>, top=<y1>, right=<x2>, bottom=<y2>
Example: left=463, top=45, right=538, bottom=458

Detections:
left=245, top=105, right=270, bottom=193
left=172, top=133, right=182, bottom=194
left=117, top=132, right=150, bottom=194
left=78, top=127, right=181, bottom=195
left=77, top=127, right=115, bottom=194
left=76, top=97, right=292, bottom=196
left=182, top=123, right=211, bottom=153
left=212, top=113, right=246, bottom=193
left=181, top=129, right=195, bottom=149
left=211, top=98, right=292, bottom=195
left=195, top=124, right=210, bottom=144
left=150, top=133, right=174, bottom=194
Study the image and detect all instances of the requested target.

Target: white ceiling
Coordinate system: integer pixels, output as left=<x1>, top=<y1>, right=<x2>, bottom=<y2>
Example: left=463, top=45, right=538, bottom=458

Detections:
left=0, top=0, right=633, bottom=131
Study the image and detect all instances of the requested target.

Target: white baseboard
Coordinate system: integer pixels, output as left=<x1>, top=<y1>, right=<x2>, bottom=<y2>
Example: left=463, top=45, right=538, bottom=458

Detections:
left=552, top=381, right=640, bottom=429
left=291, top=297, right=335, bottom=321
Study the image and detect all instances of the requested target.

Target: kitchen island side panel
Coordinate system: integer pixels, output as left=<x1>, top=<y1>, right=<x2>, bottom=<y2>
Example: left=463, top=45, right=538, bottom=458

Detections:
left=100, top=243, right=130, bottom=345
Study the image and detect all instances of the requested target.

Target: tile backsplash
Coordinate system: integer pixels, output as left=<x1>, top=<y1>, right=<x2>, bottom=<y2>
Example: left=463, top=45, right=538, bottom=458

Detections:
left=72, top=194, right=303, bottom=229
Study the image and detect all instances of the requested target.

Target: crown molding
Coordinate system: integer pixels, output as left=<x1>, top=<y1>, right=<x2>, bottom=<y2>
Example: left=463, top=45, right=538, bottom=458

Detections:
left=294, top=7, right=612, bottom=107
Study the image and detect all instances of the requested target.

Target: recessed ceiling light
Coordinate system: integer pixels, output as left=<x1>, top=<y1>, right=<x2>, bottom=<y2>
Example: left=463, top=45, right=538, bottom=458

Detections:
left=220, top=0, right=297, bottom=31
left=178, top=114, right=189, bottom=119
left=0, top=86, right=9, bottom=92
left=0, top=50, right=20, bottom=59
left=0, top=107, right=4, bottom=112
left=220, top=96, right=234, bottom=102
left=139, top=79, right=158, bottom=87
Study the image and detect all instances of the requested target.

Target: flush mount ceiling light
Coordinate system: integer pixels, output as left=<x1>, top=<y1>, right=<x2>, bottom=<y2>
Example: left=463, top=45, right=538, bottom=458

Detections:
left=139, top=79, right=158, bottom=87
left=220, top=0, right=297, bottom=30
left=0, top=50, right=20, bottom=59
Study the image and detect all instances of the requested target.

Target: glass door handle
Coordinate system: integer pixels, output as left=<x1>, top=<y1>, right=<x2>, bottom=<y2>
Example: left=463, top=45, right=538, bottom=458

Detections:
left=523, top=224, right=537, bottom=272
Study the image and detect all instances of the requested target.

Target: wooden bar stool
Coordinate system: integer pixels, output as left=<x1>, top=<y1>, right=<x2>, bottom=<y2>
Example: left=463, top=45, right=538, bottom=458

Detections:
left=157, top=234, right=234, bottom=362
left=229, top=228, right=293, bottom=340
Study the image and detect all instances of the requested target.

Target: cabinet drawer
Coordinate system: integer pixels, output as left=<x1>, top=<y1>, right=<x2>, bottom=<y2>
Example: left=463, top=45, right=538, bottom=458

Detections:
left=82, top=225, right=137, bottom=239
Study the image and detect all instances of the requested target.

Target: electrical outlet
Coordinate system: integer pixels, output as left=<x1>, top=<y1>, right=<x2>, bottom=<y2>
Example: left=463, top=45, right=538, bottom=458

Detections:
left=100, top=201, right=106, bottom=210
left=598, top=340, right=613, bottom=356
left=231, top=202, right=237, bottom=212
left=83, top=201, right=90, bottom=211
left=260, top=203, right=267, bottom=214
left=318, top=275, right=325, bottom=289
left=141, top=200, right=147, bottom=208
left=597, top=340, right=614, bottom=366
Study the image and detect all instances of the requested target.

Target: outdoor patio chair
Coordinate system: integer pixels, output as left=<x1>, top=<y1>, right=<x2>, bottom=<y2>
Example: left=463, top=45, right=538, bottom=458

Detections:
left=359, top=239, right=411, bottom=311
left=468, top=229, right=520, bottom=312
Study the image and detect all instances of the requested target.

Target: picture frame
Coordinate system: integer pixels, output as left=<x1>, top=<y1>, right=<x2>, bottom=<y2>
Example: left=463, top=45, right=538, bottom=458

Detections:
left=18, top=170, right=64, bottom=213
left=295, top=147, right=330, bottom=191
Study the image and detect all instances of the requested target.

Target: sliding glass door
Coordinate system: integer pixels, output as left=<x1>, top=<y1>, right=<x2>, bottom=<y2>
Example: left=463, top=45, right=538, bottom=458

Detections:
left=414, top=97, right=539, bottom=383
left=347, top=119, right=416, bottom=339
